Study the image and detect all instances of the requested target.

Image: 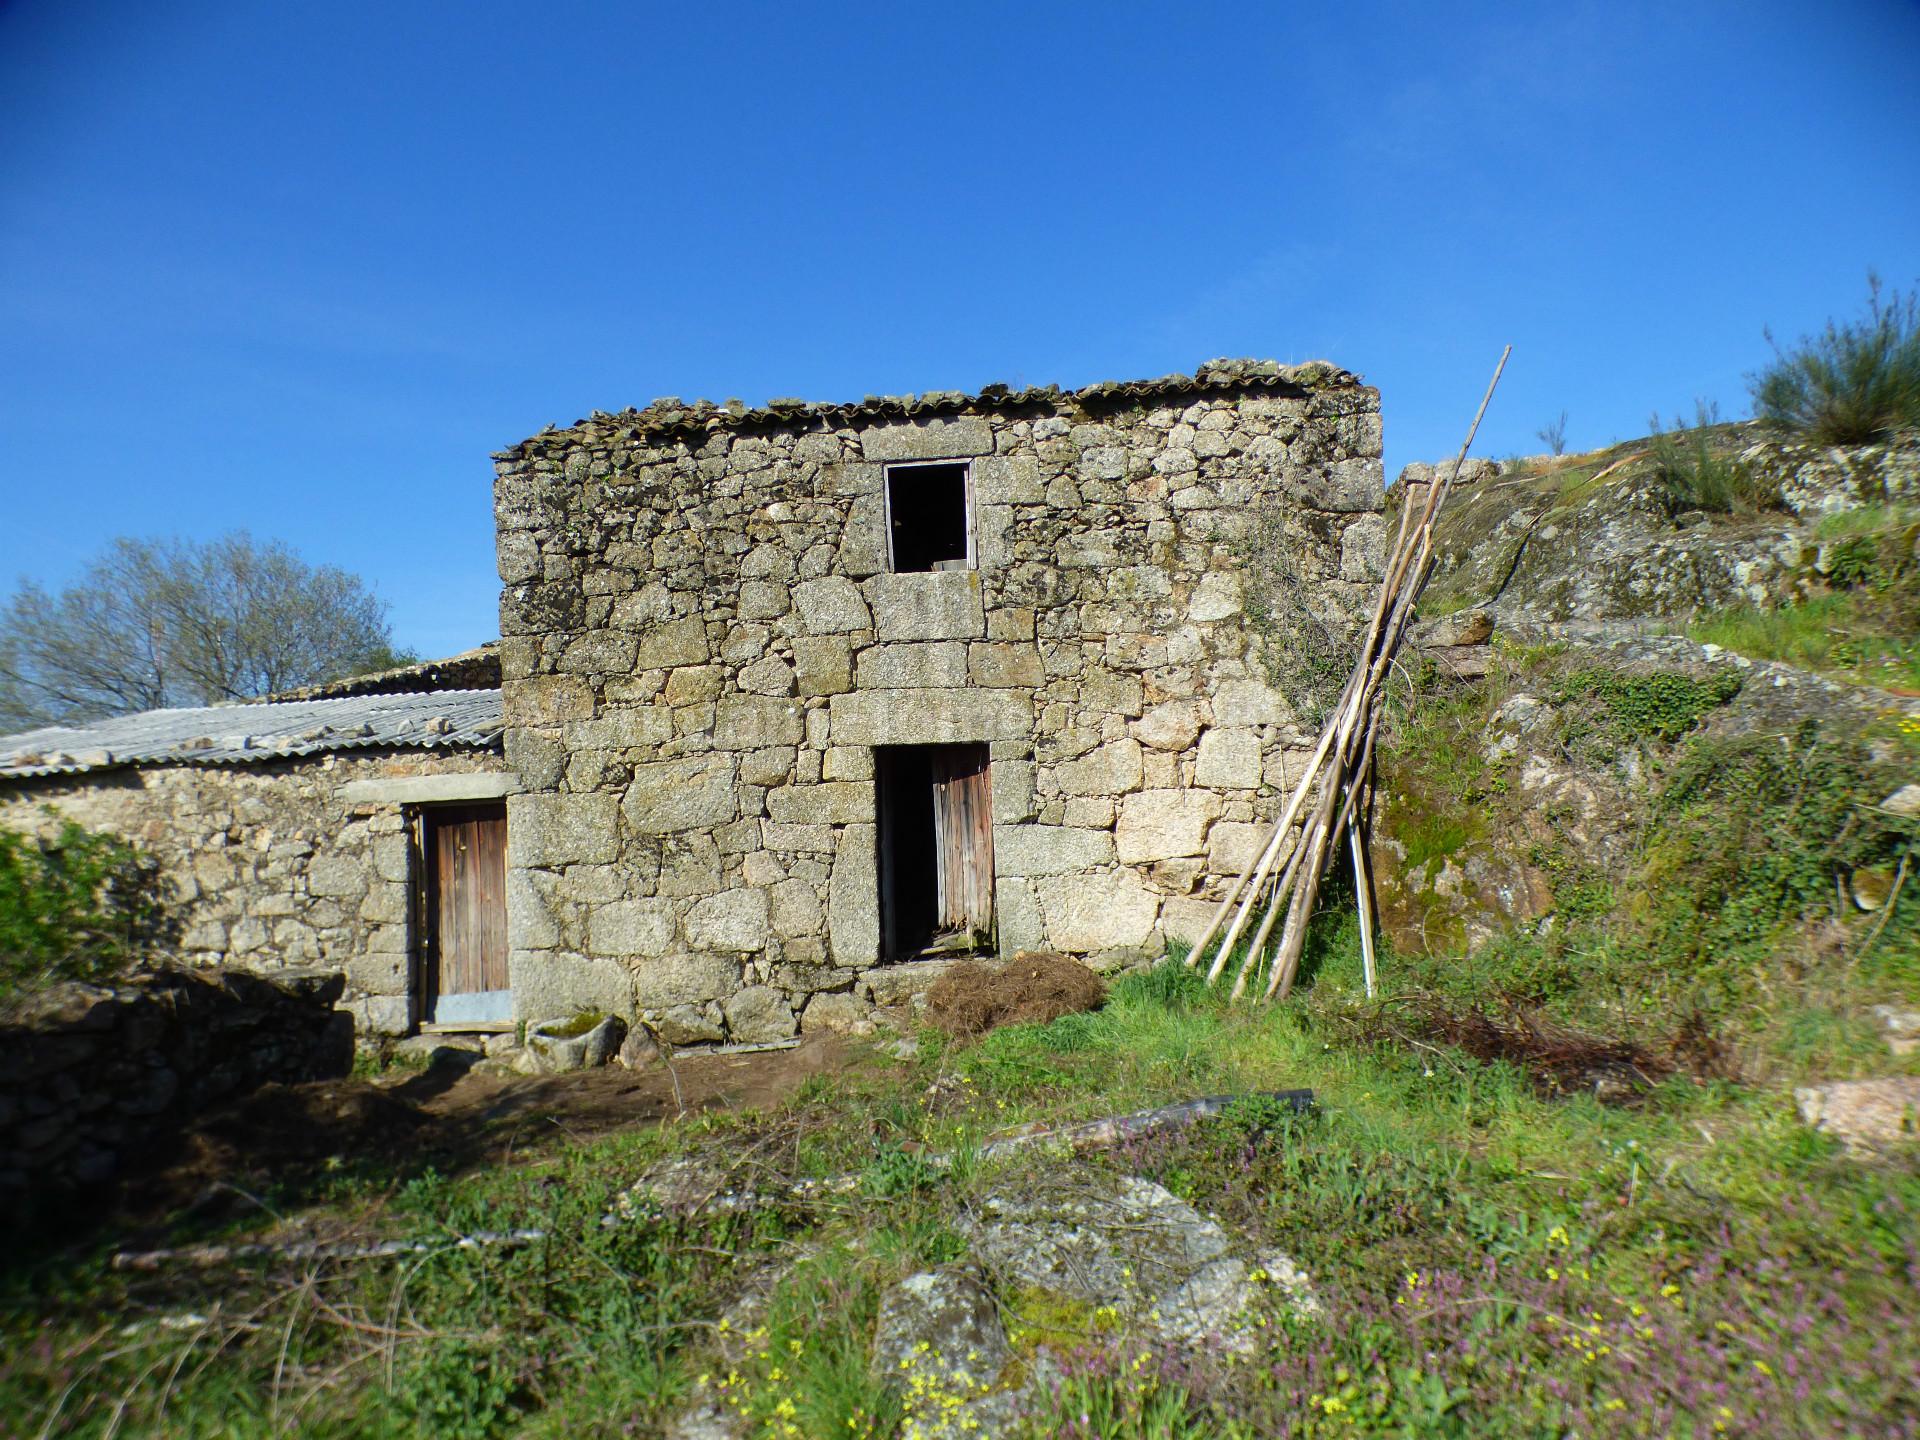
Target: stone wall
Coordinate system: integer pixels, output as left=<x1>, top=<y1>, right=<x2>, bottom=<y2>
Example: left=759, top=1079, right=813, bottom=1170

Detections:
left=0, top=748, right=509, bottom=1035
left=0, top=965, right=351, bottom=1220
left=493, top=360, right=1384, bottom=1042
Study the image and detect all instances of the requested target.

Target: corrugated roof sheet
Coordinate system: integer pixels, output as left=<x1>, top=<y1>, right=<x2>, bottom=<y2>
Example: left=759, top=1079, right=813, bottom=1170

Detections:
left=0, top=689, right=503, bottom=779
left=255, top=644, right=500, bottom=703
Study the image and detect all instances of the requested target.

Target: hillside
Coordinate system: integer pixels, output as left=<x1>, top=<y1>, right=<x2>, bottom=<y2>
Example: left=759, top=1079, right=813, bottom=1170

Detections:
left=3, top=429, right=1917, bottom=1438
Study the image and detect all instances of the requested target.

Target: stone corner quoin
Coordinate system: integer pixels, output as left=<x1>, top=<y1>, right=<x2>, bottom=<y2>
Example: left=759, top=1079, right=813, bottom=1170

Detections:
left=492, top=361, right=1385, bottom=1042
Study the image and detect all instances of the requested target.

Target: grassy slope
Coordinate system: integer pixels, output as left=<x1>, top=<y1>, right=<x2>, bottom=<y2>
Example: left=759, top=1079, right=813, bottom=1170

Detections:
left=1371, top=637, right=1920, bottom=1074
left=7, top=446, right=1920, bottom=1439
left=1687, top=502, right=1920, bottom=692
left=5, top=926, right=1917, bottom=1438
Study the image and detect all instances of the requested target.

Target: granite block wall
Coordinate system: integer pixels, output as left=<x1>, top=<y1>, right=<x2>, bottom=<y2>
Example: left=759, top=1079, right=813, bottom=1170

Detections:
left=0, top=966, right=351, bottom=1218
left=0, top=749, right=510, bottom=1035
left=493, top=360, right=1385, bottom=1041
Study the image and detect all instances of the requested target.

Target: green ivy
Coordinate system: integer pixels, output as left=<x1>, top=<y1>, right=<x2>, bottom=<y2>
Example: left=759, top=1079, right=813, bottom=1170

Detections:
left=1550, top=666, right=1743, bottom=755
left=0, top=815, right=164, bottom=1005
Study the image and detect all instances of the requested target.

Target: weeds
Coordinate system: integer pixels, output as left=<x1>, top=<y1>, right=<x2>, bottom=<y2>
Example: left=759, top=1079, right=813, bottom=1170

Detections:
left=1240, top=507, right=1357, bottom=728
left=1643, top=723, right=1913, bottom=973
left=1752, top=272, right=1920, bottom=444
left=1645, top=403, right=1779, bottom=516
left=1536, top=410, right=1570, bottom=456
left=1549, top=665, right=1743, bottom=756
left=1686, top=497, right=1920, bottom=690
left=1691, top=593, right=1920, bottom=691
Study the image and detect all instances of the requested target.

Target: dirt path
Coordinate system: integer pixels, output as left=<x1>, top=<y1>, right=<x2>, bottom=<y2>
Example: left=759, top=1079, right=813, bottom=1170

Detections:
left=105, top=1035, right=858, bottom=1235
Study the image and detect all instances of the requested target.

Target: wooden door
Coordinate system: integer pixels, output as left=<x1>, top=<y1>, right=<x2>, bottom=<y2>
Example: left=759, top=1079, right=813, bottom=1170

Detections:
left=425, top=803, right=509, bottom=1023
left=930, top=746, right=994, bottom=939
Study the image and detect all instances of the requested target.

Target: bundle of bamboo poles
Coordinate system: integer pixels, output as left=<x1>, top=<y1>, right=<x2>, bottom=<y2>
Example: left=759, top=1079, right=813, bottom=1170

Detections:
left=1184, top=348, right=1511, bottom=1002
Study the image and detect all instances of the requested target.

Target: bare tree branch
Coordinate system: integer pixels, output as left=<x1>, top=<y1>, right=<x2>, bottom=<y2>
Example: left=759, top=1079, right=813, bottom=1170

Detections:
left=0, top=532, right=411, bottom=727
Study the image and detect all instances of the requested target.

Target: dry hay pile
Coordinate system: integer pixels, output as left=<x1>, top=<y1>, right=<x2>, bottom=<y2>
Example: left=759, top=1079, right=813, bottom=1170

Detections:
left=924, top=952, right=1106, bottom=1038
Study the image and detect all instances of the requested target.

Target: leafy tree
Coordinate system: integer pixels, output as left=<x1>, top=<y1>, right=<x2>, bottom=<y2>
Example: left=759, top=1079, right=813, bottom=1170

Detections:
left=0, top=532, right=412, bottom=728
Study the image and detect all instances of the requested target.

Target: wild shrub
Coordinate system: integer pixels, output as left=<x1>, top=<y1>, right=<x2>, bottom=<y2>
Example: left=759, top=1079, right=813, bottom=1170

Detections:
left=1644, top=403, right=1778, bottom=515
left=859, top=1143, right=941, bottom=1197
left=1642, top=723, right=1911, bottom=970
left=0, top=817, right=166, bottom=1005
left=1751, top=273, right=1920, bottom=444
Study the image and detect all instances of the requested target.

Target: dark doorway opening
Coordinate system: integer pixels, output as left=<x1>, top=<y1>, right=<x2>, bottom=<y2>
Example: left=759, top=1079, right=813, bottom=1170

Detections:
left=876, top=743, right=995, bottom=959
left=886, top=462, right=973, bottom=572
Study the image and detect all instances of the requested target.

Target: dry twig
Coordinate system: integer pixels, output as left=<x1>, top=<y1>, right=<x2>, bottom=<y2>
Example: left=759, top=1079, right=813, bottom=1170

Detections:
left=1187, top=348, right=1512, bottom=999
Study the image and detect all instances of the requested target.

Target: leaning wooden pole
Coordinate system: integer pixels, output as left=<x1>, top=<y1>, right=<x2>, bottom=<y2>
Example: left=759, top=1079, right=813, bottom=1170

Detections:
left=1188, top=347, right=1511, bottom=998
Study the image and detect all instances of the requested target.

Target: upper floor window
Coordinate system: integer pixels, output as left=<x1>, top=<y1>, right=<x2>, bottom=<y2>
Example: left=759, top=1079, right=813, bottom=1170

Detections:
left=885, top=461, right=973, bottom=572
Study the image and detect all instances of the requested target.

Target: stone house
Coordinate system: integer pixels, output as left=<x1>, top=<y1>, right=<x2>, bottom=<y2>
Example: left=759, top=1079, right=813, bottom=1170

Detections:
left=0, top=658, right=507, bottom=1036
left=493, top=359, right=1384, bottom=1043
left=0, top=360, right=1384, bottom=1045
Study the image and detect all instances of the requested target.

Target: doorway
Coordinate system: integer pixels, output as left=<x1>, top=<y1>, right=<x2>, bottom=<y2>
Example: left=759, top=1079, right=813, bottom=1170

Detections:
left=421, top=802, right=510, bottom=1024
left=876, top=743, right=995, bottom=959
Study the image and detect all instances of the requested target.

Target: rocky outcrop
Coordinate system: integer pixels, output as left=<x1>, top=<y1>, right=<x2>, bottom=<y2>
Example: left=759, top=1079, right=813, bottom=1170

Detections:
left=1796, top=1077, right=1920, bottom=1155
left=667, top=1161, right=1318, bottom=1438
left=0, top=966, right=352, bottom=1218
left=1414, top=429, right=1919, bottom=625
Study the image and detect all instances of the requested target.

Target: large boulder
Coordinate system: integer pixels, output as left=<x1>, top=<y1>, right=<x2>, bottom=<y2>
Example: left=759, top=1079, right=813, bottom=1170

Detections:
left=960, top=1168, right=1319, bottom=1348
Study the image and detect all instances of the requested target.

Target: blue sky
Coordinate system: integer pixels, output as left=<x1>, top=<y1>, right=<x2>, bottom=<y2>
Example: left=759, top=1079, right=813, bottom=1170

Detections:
left=2, top=2, right=1917, bottom=660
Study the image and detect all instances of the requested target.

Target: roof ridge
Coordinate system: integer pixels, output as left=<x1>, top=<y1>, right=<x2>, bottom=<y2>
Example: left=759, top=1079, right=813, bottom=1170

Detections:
left=494, top=357, right=1366, bottom=461
left=0, top=688, right=504, bottom=780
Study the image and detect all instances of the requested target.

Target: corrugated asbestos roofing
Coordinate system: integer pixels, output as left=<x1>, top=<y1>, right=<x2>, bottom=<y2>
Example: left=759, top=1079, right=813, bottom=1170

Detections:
left=255, top=644, right=500, bottom=703
left=0, top=689, right=503, bottom=779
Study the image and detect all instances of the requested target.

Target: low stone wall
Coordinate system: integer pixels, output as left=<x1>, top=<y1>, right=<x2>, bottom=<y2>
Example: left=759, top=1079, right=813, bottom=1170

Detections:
left=0, top=966, right=352, bottom=1219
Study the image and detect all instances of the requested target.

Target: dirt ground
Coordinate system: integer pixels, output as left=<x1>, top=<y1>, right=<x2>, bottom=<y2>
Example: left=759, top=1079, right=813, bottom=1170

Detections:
left=99, top=1035, right=857, bottom=1238
left=924, top=952, right=1106, bottom=1037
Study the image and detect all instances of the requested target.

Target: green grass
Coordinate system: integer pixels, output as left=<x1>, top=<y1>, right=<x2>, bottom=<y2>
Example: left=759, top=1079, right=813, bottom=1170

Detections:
left=4, top=947, right=1918, bottom=1436
left=1690, top=592, right=1920, bottom=691
left=1812, top=501, right=1919, bottom=541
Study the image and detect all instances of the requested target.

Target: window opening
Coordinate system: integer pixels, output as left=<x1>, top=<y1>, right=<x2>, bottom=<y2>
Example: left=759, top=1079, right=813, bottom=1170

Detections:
left=885, top=461, right=973, bottom=573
